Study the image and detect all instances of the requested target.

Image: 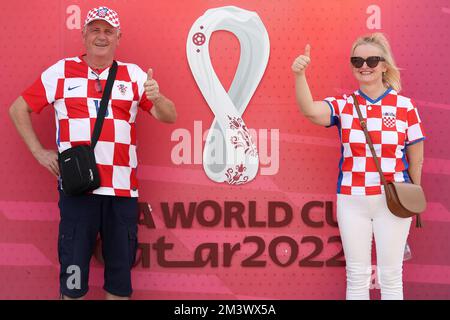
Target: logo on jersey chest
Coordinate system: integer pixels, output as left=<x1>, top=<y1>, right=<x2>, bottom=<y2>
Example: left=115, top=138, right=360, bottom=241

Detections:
left=117, top=84, right=127, bottom=95
left=382, top=112, right=396, bottom=128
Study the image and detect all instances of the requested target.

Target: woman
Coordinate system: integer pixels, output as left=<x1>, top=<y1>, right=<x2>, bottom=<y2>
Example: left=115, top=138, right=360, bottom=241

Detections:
left=291, top=33, right=425, bottom=300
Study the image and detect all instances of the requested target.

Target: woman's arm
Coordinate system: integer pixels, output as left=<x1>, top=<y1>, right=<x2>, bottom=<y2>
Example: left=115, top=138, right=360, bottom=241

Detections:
left=406, top=141, right=424, bottom=185
left=292, top=44, right=332, bottom=126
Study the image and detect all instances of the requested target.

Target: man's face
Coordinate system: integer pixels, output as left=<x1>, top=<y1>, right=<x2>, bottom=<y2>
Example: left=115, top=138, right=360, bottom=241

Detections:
left=82, top=20, right=121, bottom=59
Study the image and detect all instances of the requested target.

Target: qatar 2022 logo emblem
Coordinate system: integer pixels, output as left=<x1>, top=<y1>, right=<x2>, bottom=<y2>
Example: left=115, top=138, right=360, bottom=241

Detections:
left=186, top=6, right=270, bottom=185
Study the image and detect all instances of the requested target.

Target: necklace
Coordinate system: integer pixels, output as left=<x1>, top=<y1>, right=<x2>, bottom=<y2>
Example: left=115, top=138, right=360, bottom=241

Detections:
left=82, top=55, right=112, bottom=71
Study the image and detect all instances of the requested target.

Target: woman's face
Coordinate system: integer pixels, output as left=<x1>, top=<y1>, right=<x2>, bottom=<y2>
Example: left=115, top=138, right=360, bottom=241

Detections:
left=351, top=44, right=387, bottom=87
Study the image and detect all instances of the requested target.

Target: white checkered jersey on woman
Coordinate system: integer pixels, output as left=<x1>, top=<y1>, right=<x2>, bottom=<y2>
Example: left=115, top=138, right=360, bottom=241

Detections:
left=291, top=33, right=425, bottom=300
left=8, top=6, right=177, bottom=300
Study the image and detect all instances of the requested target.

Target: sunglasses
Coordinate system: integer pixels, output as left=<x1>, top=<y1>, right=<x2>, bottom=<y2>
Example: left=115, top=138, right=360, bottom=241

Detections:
left=91, top=71, right=103, bottom=93
left=350, top=56, right=385, bottom=68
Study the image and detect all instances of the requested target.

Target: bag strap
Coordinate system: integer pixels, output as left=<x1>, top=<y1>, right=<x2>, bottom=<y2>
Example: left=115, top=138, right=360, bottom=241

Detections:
left=351, top=94, right=388, bottom=187
left=91, top=60, right=118, bottom=148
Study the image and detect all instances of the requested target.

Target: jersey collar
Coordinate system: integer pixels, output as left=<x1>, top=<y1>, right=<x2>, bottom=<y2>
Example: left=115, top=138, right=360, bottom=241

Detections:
left=357, top=87, right=392, bottom=104
left=79, top=54, right=112, bottom=75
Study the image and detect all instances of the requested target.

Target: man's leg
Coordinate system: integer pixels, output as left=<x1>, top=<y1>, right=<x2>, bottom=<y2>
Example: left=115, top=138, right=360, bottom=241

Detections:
left=58, top=190, right=101, bottom=299
left=100, top=195, right=138, bottom=299
left=105, top=291, right=130, bottom=300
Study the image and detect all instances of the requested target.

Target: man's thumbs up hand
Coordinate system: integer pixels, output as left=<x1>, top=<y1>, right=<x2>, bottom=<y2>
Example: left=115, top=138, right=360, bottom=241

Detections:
left=147, top=68, right=153, bottom=80
left=144, top=68, right=160, bottom=102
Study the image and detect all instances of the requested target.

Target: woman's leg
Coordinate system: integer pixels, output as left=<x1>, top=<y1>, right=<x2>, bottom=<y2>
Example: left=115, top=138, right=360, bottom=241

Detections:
left=371, top=194, right=412, bottom=300
left=337, top=194, right=374, bottom=300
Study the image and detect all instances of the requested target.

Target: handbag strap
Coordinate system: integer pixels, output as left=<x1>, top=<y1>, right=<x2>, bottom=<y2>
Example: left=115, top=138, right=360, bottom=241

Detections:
left=91, top=60, right=118, bottom=149
left=351, top=93, right=388, bottom=187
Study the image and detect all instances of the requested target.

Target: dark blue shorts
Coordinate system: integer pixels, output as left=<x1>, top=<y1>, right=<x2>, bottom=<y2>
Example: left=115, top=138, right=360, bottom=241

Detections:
left=57, top=190, right=138, bottom=298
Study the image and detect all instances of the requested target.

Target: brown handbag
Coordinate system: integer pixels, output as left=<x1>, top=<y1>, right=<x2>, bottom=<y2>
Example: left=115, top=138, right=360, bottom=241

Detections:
left=352, top=94, right=426, bottom=227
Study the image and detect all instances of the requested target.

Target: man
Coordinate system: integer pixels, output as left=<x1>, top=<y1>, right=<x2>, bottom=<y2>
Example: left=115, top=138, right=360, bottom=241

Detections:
left=9, top=6, right=176, bottom=300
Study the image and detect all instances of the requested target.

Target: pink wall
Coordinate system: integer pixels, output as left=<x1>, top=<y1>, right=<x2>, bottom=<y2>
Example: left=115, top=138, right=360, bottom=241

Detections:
left=0, top=0, right=449, bottom=299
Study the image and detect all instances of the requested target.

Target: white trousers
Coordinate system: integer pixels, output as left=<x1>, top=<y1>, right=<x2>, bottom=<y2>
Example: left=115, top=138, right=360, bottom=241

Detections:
left=337, top=194, right=411, bottom=300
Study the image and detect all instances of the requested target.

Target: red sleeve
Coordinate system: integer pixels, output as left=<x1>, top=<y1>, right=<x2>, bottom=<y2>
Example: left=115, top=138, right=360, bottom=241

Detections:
left=324, top=96, right=341, bottom=118
left=22, top=77, right=50, bottom=114
left=22, top=60, right=63, bottom=113
left=406, top=100, right=426, bottom=145
left=323, top=95, right=347, bottom=127
left=139, top=92, right=153, bottom=112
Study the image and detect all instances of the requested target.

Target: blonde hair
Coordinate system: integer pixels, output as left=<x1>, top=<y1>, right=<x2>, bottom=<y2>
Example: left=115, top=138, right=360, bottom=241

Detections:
left=351, top=33, right=401, bottom=92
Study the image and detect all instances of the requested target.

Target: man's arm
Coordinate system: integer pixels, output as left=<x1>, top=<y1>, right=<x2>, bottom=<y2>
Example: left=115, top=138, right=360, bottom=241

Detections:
left=9, top=96, right=60, bottom=177
left=144, top=68, right=177, bottom=123
left=150, top=94, right=177, bottom=123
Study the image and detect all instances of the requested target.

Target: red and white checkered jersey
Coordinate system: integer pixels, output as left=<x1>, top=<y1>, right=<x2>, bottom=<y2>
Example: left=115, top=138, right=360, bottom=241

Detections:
left=22, top=56, right=153, bottom=197
left=324, top=88, right=426, bottom=195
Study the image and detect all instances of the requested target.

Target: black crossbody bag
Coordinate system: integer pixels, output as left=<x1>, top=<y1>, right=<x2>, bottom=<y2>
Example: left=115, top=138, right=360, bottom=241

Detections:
left=58, top=61, right=118, bottom=195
